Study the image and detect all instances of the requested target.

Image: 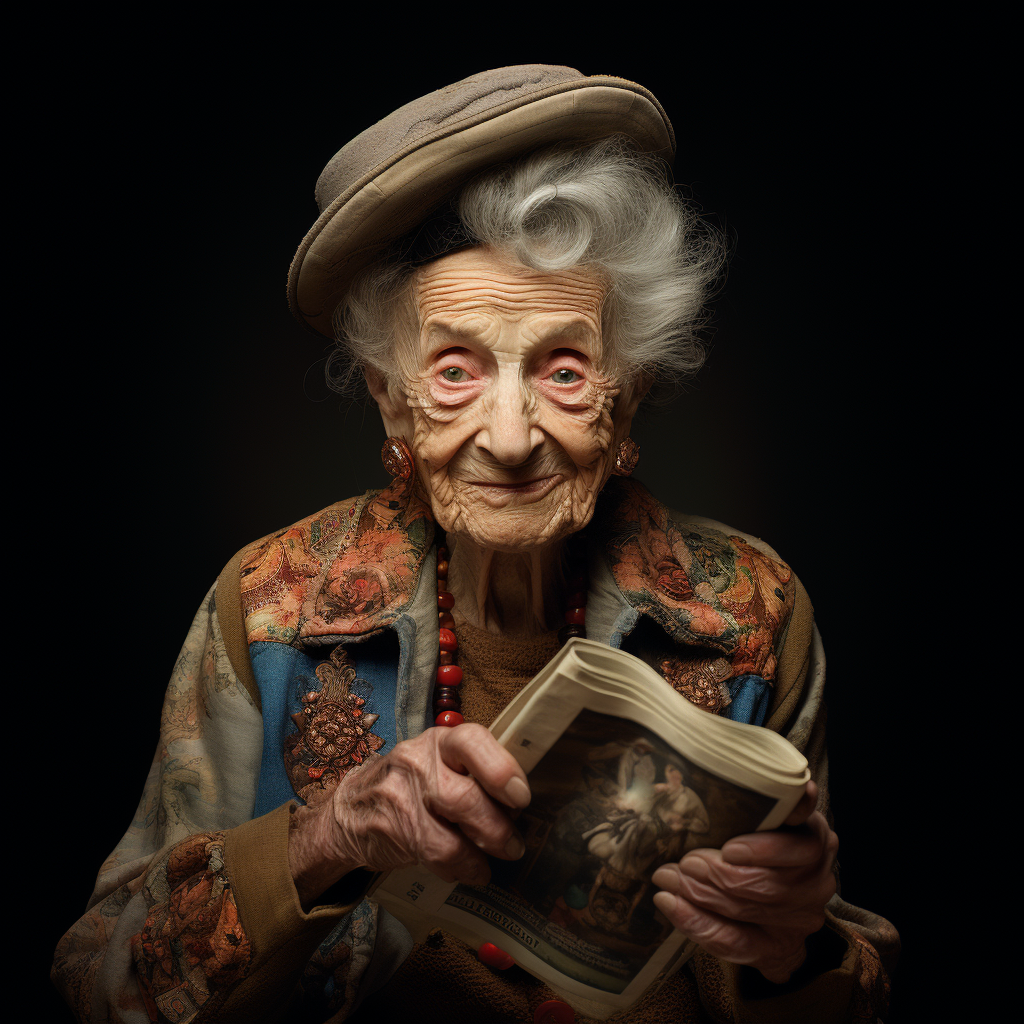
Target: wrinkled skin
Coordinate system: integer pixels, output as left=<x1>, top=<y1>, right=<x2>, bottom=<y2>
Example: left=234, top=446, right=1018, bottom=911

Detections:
left=653, top=781, right=838, bottom=982
left=289, top=724, right=530, bottom=902
left=403, top=248, right=620, bottom=553
left=289, top=245, right=839, bottom=984
left=370, top=246, right=639, bottom=632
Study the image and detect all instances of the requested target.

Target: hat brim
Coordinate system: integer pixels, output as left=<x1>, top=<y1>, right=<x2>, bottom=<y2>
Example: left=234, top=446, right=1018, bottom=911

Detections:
left=288, top=78, right=674, bottom=340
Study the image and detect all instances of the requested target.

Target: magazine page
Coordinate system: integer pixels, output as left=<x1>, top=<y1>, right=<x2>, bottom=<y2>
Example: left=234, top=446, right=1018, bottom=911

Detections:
left=494, top=643, right=809, bottom=822
left=375, top=657, right=808, bottom=1017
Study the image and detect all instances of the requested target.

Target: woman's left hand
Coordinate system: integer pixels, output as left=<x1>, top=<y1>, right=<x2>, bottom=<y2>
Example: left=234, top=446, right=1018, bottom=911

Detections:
left=650, top=781, right=838, bottom=983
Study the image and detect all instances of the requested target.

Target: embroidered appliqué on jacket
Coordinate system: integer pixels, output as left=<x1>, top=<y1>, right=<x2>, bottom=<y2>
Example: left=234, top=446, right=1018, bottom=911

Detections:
left=659, top=655, right=733, bottom=713
left=284, top=646, right=385, bottom=805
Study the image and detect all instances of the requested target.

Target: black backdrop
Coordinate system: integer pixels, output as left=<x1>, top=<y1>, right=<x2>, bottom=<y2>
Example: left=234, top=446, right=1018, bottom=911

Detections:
left=41, top=26, right=966, bottom=1023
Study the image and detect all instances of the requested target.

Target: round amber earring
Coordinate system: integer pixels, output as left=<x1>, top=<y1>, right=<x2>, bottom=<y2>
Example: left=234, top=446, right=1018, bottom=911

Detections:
left=613, top=438, right=640, bottom=476
left=381, top=437, right=414, bottom=480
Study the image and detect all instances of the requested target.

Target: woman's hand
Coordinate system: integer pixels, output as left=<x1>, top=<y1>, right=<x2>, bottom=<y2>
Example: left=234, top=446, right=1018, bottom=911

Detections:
left=650, top=781, right=838, bottom=983
left=288, top=723, right=531, bottom=907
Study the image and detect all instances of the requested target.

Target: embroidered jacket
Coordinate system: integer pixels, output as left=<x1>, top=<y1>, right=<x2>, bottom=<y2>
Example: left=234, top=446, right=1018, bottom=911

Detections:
left=52, top=479, right=898, bottom=1023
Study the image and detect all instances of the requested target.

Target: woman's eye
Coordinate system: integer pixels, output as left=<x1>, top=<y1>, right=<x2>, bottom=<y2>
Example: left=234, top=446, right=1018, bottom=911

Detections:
left=440, top=366, right=470, bottom=383
left=550, top=368, right=581, bottom=384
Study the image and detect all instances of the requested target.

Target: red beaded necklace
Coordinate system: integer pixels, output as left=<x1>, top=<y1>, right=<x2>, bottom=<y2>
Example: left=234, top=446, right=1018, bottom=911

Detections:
left=432, top=535, right=589, bottom=727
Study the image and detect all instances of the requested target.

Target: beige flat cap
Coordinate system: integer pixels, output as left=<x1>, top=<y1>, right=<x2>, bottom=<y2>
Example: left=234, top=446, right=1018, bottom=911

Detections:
left=287, top=64, right=675, bottom=339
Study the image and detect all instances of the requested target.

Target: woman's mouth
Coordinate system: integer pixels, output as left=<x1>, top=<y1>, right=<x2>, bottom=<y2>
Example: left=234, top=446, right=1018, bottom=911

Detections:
left=463, top=474, right=563, bottom=506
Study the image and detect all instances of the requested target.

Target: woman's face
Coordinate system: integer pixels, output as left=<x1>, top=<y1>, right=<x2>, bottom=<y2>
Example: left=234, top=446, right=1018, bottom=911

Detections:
left=375, top=246, right=639, bottom=552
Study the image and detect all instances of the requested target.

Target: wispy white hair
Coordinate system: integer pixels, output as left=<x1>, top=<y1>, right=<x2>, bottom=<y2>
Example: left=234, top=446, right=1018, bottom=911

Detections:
left=329, top=136, right=726, bottom=397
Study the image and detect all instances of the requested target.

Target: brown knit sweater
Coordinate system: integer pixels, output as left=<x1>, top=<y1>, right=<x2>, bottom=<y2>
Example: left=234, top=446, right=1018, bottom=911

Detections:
left=455, top=619, right=565, bottom=729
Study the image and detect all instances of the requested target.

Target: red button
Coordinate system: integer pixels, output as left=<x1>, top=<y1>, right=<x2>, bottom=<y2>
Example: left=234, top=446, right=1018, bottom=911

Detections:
left=564, top=607, right=586, bottom=625
left=478, top=942, right=514, bottom=969
left=438, top=591, right=455, bottom=610
left=534, top=999, right=574, bottom=1023
left=439, top=628, right=458, bottom=652
left=435, top=710, right=464, bottom=727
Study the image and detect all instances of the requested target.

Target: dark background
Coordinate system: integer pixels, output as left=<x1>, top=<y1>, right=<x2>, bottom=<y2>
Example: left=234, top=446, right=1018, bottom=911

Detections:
left=39, top=21, right=980, bottom=1023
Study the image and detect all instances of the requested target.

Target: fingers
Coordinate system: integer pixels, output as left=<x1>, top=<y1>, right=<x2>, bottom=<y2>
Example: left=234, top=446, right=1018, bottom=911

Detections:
left=647, top=791, right=837, bottom=981
left=416, top=817, right=493, bottom=885
left=657, top=855, right=789, bottom=905
left=330, top=734, right=526, bottom=880
left=428, top=770, right=527, bottom=862
left=721, top=811, right=836, bottom=869
left=652, top=860, right=827, bottom=931
left=436, top=722, right=531, bottom=809
left=651, top=890, right=808, bottom=979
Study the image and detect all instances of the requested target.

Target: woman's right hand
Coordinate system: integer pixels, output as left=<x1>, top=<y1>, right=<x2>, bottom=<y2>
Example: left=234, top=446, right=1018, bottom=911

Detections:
left=287, top=722, right=532, bottom=907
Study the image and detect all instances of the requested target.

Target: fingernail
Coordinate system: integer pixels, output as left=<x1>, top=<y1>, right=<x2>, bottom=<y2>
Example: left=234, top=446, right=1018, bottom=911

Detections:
left=504, top=835, right=525, bottom=859
left=504, top=777, right=531, bottom=808
left=654, top=891, right=697, bottom=924
left=652, top=891, right=677, bottom=917
left=724, top=842, right=752, bottom=864
left=680, top=857, right=709, bottom=880
left=650, top=866, right=676, bottom=889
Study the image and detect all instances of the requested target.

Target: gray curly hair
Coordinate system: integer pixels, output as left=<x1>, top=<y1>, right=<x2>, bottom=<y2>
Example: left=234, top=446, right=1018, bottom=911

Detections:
left=328, top=136, right=726, bottom=399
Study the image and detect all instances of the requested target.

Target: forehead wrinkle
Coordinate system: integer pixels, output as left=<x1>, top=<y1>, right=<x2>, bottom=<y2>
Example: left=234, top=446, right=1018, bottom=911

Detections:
left=413, top=253, right=610, bottom=370
left=416, top=268, right=606, bottom=317
left=416, top=264, right=604, bottom=288
left=418, top=290, right=605, bottom=322
left=418, top=275, right=605, bottom=295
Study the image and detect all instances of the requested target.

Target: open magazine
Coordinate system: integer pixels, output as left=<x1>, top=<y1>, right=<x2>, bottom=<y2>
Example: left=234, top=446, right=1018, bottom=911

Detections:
left=371, top=638, right=810, bottom=1019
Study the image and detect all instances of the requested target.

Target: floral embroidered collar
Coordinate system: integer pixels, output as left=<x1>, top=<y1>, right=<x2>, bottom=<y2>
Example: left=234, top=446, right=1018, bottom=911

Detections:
left=238, top=477, right=795, bottom=684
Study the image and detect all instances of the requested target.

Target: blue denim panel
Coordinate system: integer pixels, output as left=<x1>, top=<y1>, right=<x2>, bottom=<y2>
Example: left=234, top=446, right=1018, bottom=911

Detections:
left=607, top=608, right=638, bottom=651
left=722, top=673, right=772, bottom=726
left=341, top=631, right=403, bottom=746
left=250, top=634, right=400, bottom=816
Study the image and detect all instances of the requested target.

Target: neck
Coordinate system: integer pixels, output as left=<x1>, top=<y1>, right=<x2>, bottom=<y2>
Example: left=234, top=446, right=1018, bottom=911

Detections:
left=446, top=537, right=568, bottom=636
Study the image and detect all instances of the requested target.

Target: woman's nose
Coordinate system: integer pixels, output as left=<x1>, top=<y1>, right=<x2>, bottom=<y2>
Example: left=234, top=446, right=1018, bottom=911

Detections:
left=474, top=372, right=544, bottom=465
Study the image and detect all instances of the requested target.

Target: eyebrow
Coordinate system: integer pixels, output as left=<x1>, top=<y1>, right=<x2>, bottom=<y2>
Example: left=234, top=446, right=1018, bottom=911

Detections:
left=531, top=318, right=599, bottom=345
left=424, top=321, right=482, bottom=344
left=424, top=316, right=599, bottom=347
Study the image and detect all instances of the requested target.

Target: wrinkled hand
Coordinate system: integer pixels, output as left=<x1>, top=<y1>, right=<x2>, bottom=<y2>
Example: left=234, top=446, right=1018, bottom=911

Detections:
left=651, top=781, right=838, bottom=983
left=289, top=723, right=531, bottom=906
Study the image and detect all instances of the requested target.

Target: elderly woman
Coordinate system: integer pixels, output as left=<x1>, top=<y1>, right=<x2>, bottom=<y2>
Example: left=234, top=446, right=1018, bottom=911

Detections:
left=53, top=66, right=897, bottom=1023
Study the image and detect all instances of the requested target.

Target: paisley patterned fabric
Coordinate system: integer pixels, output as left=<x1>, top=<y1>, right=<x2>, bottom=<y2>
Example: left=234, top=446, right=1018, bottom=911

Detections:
left=239, top=482, right=434, bottom=645
left=598, top=478, right=796, bottom=700
left=131, top=834, right=249, bottom=1023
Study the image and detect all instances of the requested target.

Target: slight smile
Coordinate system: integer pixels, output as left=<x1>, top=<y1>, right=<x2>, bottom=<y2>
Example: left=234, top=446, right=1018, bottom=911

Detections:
left=463, top=475, right=563, bottom=506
